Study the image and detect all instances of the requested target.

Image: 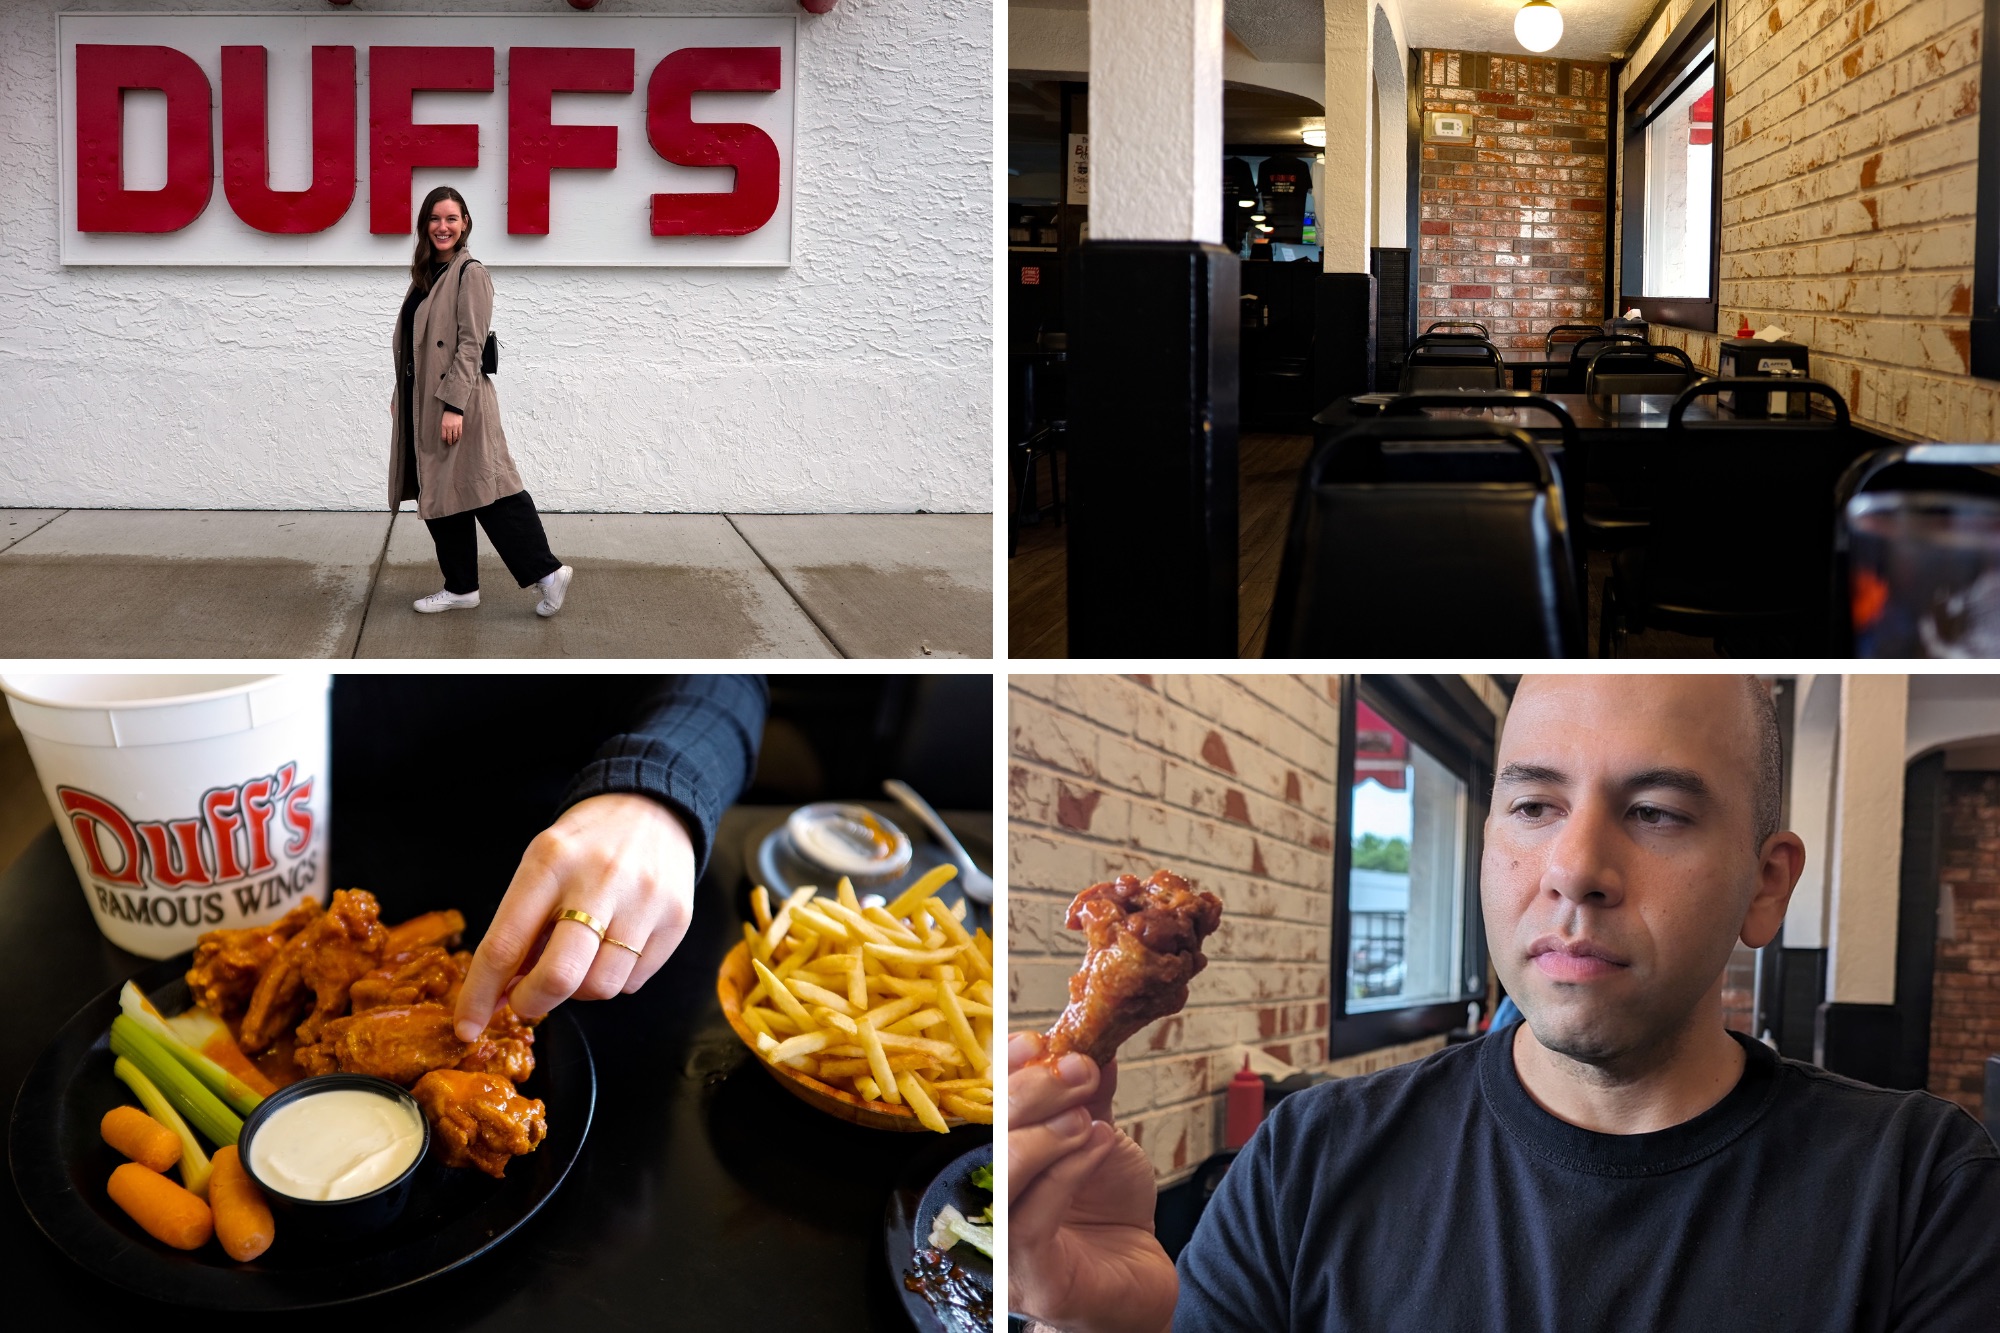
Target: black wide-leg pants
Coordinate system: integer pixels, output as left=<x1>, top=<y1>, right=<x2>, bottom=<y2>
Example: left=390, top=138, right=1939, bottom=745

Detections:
left=424, top=491, right=562, bottom=595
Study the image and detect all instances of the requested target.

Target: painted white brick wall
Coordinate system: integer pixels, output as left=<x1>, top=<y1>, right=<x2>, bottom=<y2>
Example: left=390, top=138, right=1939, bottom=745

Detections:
left=1008, top=673, right=1446, bottom=1187
left=1625, top=0, right=1995, bottom=441
left=0, top=0, right=991, bottom=512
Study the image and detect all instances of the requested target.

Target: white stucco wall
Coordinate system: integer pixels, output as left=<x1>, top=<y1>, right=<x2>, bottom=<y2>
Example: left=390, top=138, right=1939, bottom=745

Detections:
left=0, top=0, right=990, bottom=514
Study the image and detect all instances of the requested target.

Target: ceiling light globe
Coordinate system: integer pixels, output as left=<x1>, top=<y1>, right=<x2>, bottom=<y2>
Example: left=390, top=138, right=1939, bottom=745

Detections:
left=1302, top=127, right=1327, bottom=148
left=1515, top=0, right=1562, bottom=53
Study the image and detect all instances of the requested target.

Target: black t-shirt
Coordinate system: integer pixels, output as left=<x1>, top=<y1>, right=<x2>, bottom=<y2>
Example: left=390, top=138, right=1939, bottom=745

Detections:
left=1257, top=155, right=1312, bottom=226
left=1176, top=1025, right=2000, bottom=1331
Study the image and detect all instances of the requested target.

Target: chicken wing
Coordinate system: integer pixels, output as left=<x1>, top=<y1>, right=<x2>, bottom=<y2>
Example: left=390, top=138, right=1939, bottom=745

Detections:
left=238, top=888, right=388, bottom=1052
left=383, top=909, right=466, bottom=957
left=1043, top=870, right=1224, bottom=1067
left=296, top=997, right=536, bottom=1086
left=349, top=947, right=470, bottom=1012
left=412, top=1069, right=548, bottom=1178
left=185, top=899, right=322, bottom=1019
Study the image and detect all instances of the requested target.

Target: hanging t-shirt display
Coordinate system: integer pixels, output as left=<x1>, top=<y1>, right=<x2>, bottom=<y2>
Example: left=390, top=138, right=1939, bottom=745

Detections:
left=1223, top=157, right=1257, bottom=248
left=1258, top=154, right=1312, bottom=242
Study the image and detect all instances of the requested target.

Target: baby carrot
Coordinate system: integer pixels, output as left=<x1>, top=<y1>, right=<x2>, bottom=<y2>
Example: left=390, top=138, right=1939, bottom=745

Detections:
left=107, top=1161, right=213, bottom=1250
left=207, top=1146, right=275, bottom=1262
left=100, top=1106, right=181, bottom=1174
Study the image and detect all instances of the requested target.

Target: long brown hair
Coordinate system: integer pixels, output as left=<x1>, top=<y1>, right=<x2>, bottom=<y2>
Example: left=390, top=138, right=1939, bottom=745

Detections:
left=409, top=186, right=472, bottom=293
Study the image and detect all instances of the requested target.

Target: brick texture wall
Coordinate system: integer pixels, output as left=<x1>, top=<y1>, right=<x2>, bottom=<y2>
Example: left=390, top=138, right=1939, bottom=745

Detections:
left=1008, top=674, right=1445, bottom=1187
left=1628, top=0, right=1997, bottom=441
left=1417, top=51, right=1611, bottom=351
left=1930, top=771, right=2000, bottom=1121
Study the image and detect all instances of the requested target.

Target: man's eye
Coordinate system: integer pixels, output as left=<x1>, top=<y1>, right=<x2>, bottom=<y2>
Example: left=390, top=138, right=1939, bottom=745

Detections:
left=1514, top=801, right=1548, bottom=819
left=1633, top=805, right=1676, bottom=825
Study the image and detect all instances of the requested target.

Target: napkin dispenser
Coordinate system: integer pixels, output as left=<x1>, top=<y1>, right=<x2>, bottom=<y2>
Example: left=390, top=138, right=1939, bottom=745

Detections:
left=1717, top=338, right=1810, bottom=415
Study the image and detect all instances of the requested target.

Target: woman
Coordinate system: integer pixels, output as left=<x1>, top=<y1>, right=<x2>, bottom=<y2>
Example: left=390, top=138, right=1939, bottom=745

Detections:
left=389, top=185, right=573, bottom=617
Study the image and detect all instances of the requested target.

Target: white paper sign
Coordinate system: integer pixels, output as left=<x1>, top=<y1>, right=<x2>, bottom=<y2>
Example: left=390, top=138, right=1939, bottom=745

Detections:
left=1067, top=132, right=1089, bottom=205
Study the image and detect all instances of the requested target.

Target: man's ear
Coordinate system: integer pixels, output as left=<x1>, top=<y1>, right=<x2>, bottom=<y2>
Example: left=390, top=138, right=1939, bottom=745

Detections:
left=1741, top=831, right=1806, bottom=949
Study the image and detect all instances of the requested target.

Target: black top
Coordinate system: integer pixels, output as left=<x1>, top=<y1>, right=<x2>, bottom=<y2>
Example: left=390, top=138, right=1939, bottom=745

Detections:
left=329, top=675, right=766, bottom=929
left=1176, top=1025, right=2000, bottom=1331
left=1257, top=155, right=1312, bottom=226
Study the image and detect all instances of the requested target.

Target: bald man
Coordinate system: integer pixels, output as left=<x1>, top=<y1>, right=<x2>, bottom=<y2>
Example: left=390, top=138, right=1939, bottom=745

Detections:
left=1009, top=676, right=2000, bottom=1332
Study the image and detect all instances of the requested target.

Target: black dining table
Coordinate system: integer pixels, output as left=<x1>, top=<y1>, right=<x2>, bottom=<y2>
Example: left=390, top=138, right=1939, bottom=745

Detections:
left=2, top=802, right=992, bottom=1330
left=1496, top=348, right=1571, bottom=390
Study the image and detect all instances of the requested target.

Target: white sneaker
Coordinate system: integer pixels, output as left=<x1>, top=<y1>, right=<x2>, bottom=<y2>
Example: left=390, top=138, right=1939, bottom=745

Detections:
left=414, top=588, right=480, bottom=613
left=536, top=565, right=573, bottom=617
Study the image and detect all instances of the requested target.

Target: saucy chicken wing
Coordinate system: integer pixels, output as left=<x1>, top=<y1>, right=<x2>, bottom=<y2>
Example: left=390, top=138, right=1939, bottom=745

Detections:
left=238, top=888, right=389, bottom=1052
left=296, top=998, right=536, bottom=1085
left=1043, top=870, right=1224, bottom=1067
left=383, top=909, right=466, bottom=957
left=185, top=899, right=322, bottom=1019
left=412, top=1069, right=548, bottom=1178
left=349, top=946, right=471, bottom=1012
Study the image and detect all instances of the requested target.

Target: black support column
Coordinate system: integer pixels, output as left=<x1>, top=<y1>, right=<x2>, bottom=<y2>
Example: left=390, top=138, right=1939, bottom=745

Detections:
left=1313, top=271, right=1377, bottom=409
left=1066, top=240, right=1240, bottom=658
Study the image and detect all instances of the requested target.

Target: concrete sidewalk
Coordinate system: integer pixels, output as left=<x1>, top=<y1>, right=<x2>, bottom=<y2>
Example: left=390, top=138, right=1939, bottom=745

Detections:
left=0, top=510, right=991, bottom=659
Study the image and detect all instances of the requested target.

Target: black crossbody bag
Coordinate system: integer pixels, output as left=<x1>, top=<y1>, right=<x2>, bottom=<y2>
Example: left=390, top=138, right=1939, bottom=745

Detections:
left=454, top=259, right=501, bottom=376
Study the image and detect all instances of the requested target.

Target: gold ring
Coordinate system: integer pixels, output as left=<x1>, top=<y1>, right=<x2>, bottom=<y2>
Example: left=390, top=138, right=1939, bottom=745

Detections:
left=552, top=907, right=606, bottom=940
left=603, top=936, right=643, bottom=957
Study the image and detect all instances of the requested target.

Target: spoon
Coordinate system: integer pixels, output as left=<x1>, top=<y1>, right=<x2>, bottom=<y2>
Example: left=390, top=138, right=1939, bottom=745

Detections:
left=882, top=779, right=993, bottom=905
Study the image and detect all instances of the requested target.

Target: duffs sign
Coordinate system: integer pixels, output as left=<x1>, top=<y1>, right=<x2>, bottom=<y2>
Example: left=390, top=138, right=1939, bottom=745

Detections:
left=59, top=15, right=796, bottom=266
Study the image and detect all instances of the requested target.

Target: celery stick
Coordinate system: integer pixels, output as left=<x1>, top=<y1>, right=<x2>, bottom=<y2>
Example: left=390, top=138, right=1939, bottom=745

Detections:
left=112, top=1056, right=211, bottom=1199
left=109, top=1017, right=242, bottom=1148
left=116, top=982, right=263, bottom=1117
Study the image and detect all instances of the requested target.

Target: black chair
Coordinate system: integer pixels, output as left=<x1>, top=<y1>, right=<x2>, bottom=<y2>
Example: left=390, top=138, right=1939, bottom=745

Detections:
left=1380, top=390, right=1586, bottom=590
left=1600, top=377, right=1853, bottom=657
left=1553, top=332, right=1646, bottom=391
left=1400, top=338, right=1507, bottom=392
left=1426, top=319, right=1489, bottom=337
left=1012, top=349, right=1066, bottom=530
left=1544, top=322, right=1603, bottom=363
left=1584, top=344, right=1704, bottom=398
left=1830, top=443, right=2000, bottom=653
left=1264, top=415, right=1584, bottom=656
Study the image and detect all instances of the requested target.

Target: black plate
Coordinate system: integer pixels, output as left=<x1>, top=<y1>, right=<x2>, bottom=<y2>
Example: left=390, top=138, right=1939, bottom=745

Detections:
left=8, top=953, right=594, bottom=1310
left=885, top=1137, right=994, bottom=1333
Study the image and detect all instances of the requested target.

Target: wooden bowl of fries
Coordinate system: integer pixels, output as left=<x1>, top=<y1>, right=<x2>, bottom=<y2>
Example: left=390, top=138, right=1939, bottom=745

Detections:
left=716, top=869, right=996, bottom=1134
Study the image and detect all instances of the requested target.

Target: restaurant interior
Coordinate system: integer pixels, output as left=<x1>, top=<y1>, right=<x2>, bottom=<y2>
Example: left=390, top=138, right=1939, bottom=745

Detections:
left=1009, top=0, right=2000, bottom=658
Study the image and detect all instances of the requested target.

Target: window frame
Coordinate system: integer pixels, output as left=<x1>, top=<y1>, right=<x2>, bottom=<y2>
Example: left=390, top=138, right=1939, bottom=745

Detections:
left=1617, top=0, right=1725, bottom=333
left=1328, top=675, right=1494, bottom=1059
left=1971, top=0, right=2000, bottom=376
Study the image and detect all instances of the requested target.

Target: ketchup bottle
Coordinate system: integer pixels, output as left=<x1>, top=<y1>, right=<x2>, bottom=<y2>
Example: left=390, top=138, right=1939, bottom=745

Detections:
left=1224, top=1056, right=1265, bottom=1148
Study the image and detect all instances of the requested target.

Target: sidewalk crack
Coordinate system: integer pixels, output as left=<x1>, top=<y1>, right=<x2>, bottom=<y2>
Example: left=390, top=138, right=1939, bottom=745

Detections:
left=723, top=514, right=846, bottom=657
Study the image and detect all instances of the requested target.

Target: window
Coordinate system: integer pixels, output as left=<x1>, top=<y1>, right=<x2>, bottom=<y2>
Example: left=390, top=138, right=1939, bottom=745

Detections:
left=1970, top=0, right=2000, bottom=376
left=1330, top=677, right=1493, bottom=1057
left=1619, top=0, right=1723, bottom=331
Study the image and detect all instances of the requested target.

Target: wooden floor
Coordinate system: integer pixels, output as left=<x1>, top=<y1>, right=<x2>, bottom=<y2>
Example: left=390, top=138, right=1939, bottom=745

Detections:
left=1008, top=433, right=1308, bottom=659
left=1008, top=436, right=1724, bottom=660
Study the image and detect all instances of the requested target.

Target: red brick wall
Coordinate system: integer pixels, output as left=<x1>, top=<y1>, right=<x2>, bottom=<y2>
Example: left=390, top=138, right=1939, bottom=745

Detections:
left=1931, top=771, right=2000, bottom=1121
left=1417, top=51, right=1610, bottom=351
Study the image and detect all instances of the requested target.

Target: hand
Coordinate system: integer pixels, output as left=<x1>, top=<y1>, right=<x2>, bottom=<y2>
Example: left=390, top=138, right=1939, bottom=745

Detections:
left=453, top=793, right=697, bottom=1041
left=441, top=411, right=463, bottom=446
left=1009, top=1032, right=1178, bottom=1333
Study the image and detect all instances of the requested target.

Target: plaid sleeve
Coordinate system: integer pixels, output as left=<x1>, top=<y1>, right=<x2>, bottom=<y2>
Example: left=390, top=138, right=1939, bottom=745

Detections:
left=557, top=675, right=769, bottom=877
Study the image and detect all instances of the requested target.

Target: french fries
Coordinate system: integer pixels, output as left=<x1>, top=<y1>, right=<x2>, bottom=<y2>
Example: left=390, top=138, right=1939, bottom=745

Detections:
left=736, top=869, right=993, bottom=1132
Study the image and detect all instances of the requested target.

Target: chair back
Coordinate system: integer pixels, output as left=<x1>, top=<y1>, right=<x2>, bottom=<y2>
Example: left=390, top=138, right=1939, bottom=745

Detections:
left=1265, top=417, right=1582, bottom=656
left=1399, top=339, right=1506, bottom=393
left=1585, top=345, right=1703, bottom=398
left=1554, top=332, right=1645, bottom=391
left=1642, top=378, right=1855, bottom=627
left=1544, top=323, right=1603, bottom=360
left=1425, top=319, right=1489, bottom=337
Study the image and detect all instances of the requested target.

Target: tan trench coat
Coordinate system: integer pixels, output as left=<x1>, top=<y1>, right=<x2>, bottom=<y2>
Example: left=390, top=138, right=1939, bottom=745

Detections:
left=388, top=249, right=525, bottom=519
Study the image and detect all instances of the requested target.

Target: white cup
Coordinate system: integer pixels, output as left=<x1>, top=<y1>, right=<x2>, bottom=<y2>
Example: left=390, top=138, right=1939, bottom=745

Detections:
left=0, top=674, right=332, bottom=959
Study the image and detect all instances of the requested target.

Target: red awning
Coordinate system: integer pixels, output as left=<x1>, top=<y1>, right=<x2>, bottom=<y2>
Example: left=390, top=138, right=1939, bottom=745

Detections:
left=1354, top=701, right=1408, bottom=791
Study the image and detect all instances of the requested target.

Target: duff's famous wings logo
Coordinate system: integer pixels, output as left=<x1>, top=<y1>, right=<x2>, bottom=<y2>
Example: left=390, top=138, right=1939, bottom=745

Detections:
left=57, top=763, right=315, bottom=891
